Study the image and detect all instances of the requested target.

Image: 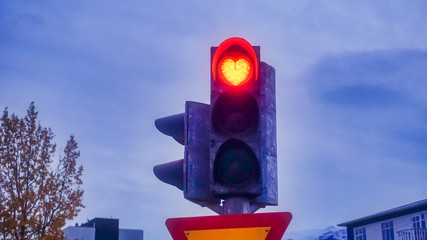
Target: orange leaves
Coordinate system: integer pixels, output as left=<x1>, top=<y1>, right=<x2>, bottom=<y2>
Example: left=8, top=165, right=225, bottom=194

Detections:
left=0, top=103, right=84, bottom=240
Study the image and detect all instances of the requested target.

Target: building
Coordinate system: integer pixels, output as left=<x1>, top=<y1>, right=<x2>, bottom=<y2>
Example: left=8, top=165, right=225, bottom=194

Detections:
left=63, top=217, right=143, bottom=240
left=338, top=199, right=427, bottom=240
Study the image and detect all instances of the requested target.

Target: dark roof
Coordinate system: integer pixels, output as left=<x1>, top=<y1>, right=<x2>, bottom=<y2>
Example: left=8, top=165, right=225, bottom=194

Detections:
left=81, top=218, right=119, bottom=228
left=338, top=199, right=427, bottom=227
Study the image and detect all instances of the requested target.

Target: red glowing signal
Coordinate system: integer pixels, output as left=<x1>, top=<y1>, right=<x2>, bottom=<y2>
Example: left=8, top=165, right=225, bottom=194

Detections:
left=219, top=55, right=253, bottom=86
left=212, top=38, right=258, bottom=86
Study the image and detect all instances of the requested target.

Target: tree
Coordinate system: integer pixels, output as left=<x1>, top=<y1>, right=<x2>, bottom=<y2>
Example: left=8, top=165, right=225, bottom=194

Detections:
left=0, top=103, right=84, bottom=240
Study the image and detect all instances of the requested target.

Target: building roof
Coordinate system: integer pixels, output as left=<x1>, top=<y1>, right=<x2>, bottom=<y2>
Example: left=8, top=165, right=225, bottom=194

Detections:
left=81, top=217, right=119, bottom=228
left=338, top=199, right=427, bottom=227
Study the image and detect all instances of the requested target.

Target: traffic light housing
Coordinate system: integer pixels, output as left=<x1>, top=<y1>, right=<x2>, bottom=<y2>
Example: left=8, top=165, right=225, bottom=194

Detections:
left=154, top=102, right=220, bottom=207
left=184, top=101, right=220, bottom=206
left=154, top=37, right=277, bottom=213
left=210, top=38, right=277, bottom=206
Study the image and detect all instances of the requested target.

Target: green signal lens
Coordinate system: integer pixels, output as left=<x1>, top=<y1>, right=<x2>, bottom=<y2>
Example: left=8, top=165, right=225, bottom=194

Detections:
left=214, top=139, right=259, bottom=185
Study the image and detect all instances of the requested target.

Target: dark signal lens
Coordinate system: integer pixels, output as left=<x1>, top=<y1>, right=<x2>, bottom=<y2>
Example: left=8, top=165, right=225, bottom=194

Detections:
left=212, top=90, right=259, bottom=135
left=214, top=139, right=259, bottom=185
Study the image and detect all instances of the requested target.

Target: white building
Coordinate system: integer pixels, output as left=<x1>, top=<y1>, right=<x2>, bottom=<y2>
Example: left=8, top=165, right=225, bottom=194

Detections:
left=339, top=199, right=427, bottom=240
left=63, top=218, right=143, bottom=240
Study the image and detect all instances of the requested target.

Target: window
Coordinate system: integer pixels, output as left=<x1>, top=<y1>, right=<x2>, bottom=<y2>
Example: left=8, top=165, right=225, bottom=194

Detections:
left=412, top=214, right=426, bottom=228
left=381, top=221, right=395, bottom=240
left=355, top=227, right=367, bottom=240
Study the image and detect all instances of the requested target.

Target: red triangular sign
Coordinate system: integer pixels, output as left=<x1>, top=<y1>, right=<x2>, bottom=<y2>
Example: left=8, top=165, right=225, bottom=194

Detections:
left=166, top=212, right=292, bottom=240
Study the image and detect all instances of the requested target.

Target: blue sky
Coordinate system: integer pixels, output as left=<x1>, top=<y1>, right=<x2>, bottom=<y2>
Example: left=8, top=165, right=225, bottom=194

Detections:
left=1, top=1, right=426, bottom=239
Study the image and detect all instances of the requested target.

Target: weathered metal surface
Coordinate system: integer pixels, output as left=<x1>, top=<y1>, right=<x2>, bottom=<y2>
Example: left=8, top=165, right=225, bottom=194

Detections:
left=254, top=62, right=278, bottom=206
left=210, top=46, right=262, bottom=200
left=210, top=45, right=278, bottom=213
left=223, top=197, right=251, bottom=215
left=184, top=101, right=220, bottom=206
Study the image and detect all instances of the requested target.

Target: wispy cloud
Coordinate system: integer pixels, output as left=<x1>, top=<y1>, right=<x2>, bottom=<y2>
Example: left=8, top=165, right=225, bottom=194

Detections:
left=280, top=49, right=427, bottom=229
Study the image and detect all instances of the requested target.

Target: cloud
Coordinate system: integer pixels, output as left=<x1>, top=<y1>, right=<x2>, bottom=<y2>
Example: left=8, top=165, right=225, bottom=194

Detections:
left=280, top=49, right=427, bottom=229
left=303, top=49, right=427, bottom=151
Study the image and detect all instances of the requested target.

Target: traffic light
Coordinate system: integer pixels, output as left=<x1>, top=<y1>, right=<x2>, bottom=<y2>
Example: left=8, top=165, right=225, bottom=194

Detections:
left=154, top=102, right=220, bottom=207
left=210, top=38, right=277, bottom=207
left=153, top=113, right=185, bottom=191
left=154, top=37, right=277, bottom=214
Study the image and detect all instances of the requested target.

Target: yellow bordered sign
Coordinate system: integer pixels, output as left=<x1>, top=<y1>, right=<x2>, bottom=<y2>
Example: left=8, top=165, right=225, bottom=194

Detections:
left=166, top=212, right=292, bottom=240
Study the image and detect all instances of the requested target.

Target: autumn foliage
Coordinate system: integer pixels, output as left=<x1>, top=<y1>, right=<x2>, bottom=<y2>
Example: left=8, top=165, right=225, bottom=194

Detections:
left=0, top=103, right=84, bottom=240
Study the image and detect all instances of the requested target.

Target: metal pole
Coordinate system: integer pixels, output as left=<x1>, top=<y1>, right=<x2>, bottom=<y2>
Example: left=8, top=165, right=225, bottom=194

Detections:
left=222, top=197, right=251, bottom=215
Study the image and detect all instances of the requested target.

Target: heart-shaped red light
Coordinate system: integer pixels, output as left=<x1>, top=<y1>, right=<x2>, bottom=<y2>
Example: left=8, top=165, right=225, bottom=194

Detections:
left=220, top=58, right=252, bottom=86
